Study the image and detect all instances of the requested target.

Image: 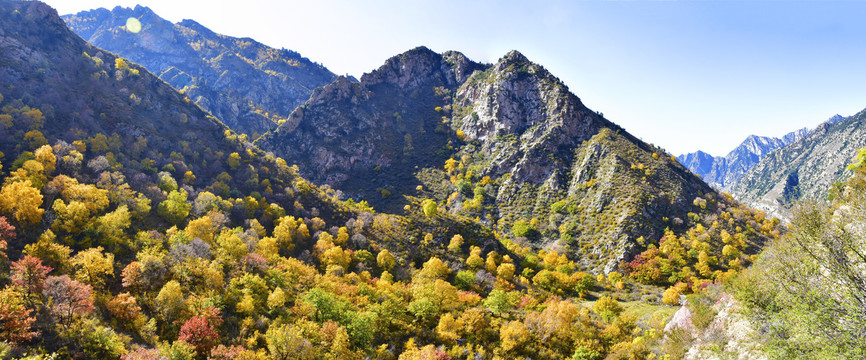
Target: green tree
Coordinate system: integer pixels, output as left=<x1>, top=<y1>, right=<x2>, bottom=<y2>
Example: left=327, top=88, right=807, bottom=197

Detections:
left=421, top=199, right=438, bottom=217
left=484, top=289, right=518, bottom=316
left=158, top=189, right=192, bottom=225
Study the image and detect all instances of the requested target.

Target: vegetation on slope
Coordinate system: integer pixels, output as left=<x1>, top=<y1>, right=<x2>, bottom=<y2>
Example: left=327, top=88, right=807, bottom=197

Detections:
left=0, top=2, right=799, bottom=359
left=730, top=149, right=866, bottom=359
left=0, top=2, right=689, bottom=359
left=258, top=47, right=783, bottom=275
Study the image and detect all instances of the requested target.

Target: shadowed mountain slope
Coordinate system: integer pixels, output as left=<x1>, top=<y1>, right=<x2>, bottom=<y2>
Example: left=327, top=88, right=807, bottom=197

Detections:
left=62, top=6, right=336, bottom=137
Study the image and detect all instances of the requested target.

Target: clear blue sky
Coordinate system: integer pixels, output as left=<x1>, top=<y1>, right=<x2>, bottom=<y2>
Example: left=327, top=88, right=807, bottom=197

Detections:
left=44, top=0, right=866, bottom=157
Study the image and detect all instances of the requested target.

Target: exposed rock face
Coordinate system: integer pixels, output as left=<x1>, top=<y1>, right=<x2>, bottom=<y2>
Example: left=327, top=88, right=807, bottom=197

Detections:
left=62, top=6, right=336, bottom=137
left=677, top=126, right=813, bottom=190
left=454, top=51, right=601, bottom=184
left=257, top=47, right=487, bottom=198
left=732, top=111, right=866, bottom=221
left=258, top=47, right=718, bottom=272
left=665, top=294, right=766, bottom=360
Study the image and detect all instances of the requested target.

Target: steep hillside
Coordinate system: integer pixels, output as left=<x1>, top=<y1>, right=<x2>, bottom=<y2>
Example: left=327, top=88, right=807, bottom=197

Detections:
left=731, top=110, right=866, bottom=220
left=0, top=2, right=788, bottom=358
left=0, top=3, right=683, bottom=359
left=677, top=127, right=810, bottom=189
left=259, top=48, right=777, bottom=272
left=62, top=6, right=336, bottom=137
left=0, top=0, right=506, bottom=272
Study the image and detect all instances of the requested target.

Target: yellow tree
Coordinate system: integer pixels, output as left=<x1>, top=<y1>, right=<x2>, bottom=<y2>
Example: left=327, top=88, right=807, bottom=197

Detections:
left=448, top=234, right=464, bottom=253
left=34, top=145, right=56, bottom=176
left=421, top=199, right=438, bottom=217
left=155, top=280, right=185, bottom=322
left=96, top=205, right=131, bottom=247
left=273, top=216, right=300, bottom=251
left=52, top=200, right=90, bottom=235
left=0, top=180, right=44, bottom=226
left=499, top=320, right=531, bottom=353
left=71, top=247, right=114, bottom=291
left=465, top=246, right=484, bottom=269
left=377, top=249, right=395, bottom=272
left=23, top=230, right=72, bottom=273
left=227, top=152, right=242, bottom=171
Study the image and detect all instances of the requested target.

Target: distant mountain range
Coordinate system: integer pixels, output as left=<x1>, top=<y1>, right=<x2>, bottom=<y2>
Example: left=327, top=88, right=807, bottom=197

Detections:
left=731, top=112, right=866, bottom=220
left=62, top=6, right=336, bottom=138
left=677, top=114, right=846, bottom=190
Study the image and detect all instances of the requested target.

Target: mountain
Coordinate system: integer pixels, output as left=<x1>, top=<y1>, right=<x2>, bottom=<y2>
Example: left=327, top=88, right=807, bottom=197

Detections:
left=0, top=2, right=786, bottom=358
left=677, top=126, right=813, bottom=189
left=258, top=47, right=776, bottom=272
left=0, top=0, right=504, bottom=263
left=62, top=6, right=336, bottom=138
left=731, top=110, right=866, bottom=220
left=0, top=0, right=344, bottom=225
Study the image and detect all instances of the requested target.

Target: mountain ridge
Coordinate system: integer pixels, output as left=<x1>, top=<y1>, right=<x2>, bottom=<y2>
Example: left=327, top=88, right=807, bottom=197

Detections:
left=676, top=118, right=842, bottom=190
left=731, top=110, right=866, bottom=220
left=257, top=46, right=772, bottom=272
left=61, top=6, right=337, bottom=138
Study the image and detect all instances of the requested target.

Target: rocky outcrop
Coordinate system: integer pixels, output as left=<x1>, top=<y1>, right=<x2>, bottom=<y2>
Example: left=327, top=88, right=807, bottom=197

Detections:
left=257, top=47, right=487, bottom=199
left=62, top=6, right=336, bottom=137
left=665, top=294, right=766, bottom=360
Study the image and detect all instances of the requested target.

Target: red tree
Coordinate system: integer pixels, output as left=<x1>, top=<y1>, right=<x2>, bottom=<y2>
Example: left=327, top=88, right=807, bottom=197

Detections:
left=11, top=255, right=52, bottom=304
left=0, top=216, right=15, bottom=262
left=0, top=302, right=38, bottom=344
left=42, top=275, right=95, bottom=326
left=121, top=261, right=143, bottom=290
left=208, top=345, right=251, bottom=360
left=178, top=315, right=218, bottom=357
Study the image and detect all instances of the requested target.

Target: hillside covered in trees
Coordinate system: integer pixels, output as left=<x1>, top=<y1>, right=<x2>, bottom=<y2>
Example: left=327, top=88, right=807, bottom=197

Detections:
left=256, top=47, right=781, bottom=274
left=0, top=1, right=810, bottom=359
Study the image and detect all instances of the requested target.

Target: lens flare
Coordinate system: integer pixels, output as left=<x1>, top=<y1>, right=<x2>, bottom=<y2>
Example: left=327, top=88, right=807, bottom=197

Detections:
left=125, top=17, right=142, bottom=33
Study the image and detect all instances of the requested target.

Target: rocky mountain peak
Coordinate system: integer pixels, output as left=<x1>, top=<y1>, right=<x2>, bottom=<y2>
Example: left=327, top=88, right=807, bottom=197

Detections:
left=454, top=49, right=592, bottom=148
left=732, top=110, right=866, bottom=220
left=827, top=114, right=847, bottom=124
left=15, top=0, right=67, bottom=38
left=360, top=46, right=441, bottom=86
left=131, top=4, right=159, bottom=18
left=499, top=50, right=530, bottom=66
left=780, top=127, right=809, bottom=144
left=441, top=50, right=485, bottom=84
left=176, top=18, right=217, bottom=38
left=360, top=46, right=484, bottom=90
left=679, top=123, right=822, bottom=190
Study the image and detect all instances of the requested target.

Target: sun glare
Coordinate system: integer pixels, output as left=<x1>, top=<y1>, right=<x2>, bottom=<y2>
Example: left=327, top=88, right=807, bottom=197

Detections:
left=125, top=17, right=141, bottom=33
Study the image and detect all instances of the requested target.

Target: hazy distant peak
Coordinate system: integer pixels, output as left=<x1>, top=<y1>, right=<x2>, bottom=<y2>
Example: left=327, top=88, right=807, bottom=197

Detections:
left=827, top=114, right=847, bottom=124
left=780, top=127, right=809, bottom=145
left=176, top=18, right=216, bottom=37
